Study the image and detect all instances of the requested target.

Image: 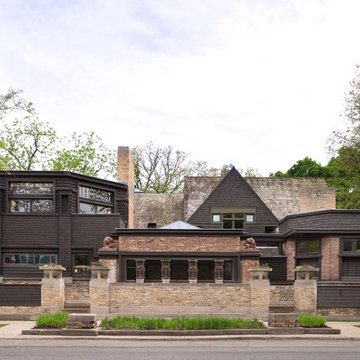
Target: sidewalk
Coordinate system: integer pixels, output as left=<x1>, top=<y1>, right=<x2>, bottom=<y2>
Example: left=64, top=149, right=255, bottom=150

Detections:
left=1, top=320, right=360, bottom=340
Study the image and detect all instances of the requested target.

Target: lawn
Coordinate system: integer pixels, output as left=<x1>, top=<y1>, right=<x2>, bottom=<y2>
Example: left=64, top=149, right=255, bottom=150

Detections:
left=100, top=316, right=265, bottom=330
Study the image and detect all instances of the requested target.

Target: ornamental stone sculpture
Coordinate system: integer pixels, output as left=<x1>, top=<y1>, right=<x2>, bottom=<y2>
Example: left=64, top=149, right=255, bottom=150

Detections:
left=244, top=237, right=256, bottom=250
left=100, top=236, right=118, bottom=251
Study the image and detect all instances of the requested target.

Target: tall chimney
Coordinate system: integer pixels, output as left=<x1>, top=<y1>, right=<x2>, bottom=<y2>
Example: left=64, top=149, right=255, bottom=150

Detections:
left=117, top=146, right=134, bottom=228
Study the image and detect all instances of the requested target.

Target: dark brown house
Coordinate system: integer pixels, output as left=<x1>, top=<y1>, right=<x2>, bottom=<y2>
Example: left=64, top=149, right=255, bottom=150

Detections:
left=0, top=171, right=128, bottom=279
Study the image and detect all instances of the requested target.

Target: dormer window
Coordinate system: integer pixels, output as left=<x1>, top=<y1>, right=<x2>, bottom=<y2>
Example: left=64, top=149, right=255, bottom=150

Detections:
left=79, top=185, right=113, bottom=214
left=9, top=182, right=53, bottom=213
left=211, top=208, right=255, bottom=229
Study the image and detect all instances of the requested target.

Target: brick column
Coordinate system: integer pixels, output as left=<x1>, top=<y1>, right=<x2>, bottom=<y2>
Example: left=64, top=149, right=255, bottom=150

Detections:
left=188, top=260, right=198, bottom=284
left=89, top=267, right=110, bottom=315
left=40, top=266, right=65, bottom=313
left=240, top=253, right=260, bottom=283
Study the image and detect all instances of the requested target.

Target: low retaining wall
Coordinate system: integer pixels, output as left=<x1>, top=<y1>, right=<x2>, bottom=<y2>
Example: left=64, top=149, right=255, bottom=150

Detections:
left=108, top=283, right=268, bottom=319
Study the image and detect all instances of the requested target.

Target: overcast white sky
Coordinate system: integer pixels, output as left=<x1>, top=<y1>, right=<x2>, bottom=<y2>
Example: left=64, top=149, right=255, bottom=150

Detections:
left=1, top=0, right=360, bottom=176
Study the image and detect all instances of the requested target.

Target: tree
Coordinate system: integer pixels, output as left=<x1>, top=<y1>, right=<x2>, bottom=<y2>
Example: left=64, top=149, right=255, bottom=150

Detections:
left=132, top=142, right=220, bottom=193
left=0, top=88, right=35, bottom=120
left=49, top=132, right=117, bottom=178
left=0, top=116, right=57, bottom=170
left=270, top=157, right=331, bottom=178
left=327, top=64, right=360, bottom=208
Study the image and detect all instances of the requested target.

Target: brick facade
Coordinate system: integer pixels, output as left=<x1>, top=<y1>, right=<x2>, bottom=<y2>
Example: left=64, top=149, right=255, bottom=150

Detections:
left=321, top=237, right=340, bottom=280
left=117, top=235, right=244, bottom=252
left=283, top=240, right=296, bottom=280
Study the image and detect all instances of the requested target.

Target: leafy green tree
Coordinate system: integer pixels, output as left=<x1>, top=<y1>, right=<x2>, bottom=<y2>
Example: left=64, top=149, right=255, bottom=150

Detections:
left=0, top=88, right=35, bottom=120
left=49, top=132, right=117, bottom=178
left=327, top=64, right=360, bottom=208
left=0, top=116, right=57, bottom=170
left=270, top=157, right=331, bottom=178
left=132, top=142, right=220, bottom=193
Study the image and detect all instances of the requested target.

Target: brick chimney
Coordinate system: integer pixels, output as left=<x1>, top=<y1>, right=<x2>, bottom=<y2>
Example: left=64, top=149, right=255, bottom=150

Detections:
left=117, top=147, right=134, bottom=228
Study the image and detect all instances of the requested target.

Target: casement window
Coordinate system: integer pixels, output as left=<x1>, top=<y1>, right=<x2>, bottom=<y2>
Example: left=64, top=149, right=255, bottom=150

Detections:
left=4, top=253, right=58, bottom=265
left=211, top=208, right=255, bottom=229
left=296, top=239, right=320, bottom=255
left=9, top=182, right=53, bottom=213
left=79, top=185, right=113, bottom=214
left=341, top=239, right=360, bottom=279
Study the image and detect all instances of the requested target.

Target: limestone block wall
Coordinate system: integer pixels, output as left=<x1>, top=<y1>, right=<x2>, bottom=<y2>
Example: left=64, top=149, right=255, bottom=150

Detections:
left=109, top=283, right=257, bottom=318
left=134, top=193, right=184, bottom=228
left=321, top=237, right=340, bottom=280
left=270, top=285, right=294, bottom=305
left=0, top=306, right=41, bottom=315
left=65, top=283, right=89, bottom=302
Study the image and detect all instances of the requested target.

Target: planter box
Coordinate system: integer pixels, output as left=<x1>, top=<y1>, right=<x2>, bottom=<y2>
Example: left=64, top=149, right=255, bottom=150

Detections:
left=39, top=266, right=66, bottom=279
left=295, top=268, right=319, bottom=280
left=248, top=268, right=272, bottom=280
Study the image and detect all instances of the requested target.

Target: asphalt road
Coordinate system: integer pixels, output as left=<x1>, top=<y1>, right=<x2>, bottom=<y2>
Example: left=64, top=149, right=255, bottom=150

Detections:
left=0, top=340, right=360, bottom=360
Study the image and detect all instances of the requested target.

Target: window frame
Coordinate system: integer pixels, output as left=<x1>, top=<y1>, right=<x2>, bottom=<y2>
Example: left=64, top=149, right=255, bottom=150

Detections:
left=7, top=180, right=55, bottom=214
left=78, top=184, right=114, bottom=214
left=211, top=208, right=256, bottom=229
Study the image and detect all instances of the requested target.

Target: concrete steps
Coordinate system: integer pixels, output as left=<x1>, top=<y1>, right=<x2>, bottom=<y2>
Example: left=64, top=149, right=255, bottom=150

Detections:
left=64, top=302, right=90, bottom=314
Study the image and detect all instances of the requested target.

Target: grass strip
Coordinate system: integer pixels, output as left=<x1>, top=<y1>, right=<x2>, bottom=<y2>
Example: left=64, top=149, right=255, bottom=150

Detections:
left=35, top=312, right=68, bottom=328
left=299, top=313, right=326, bottom=328
left=100, top=316, right=265, bottom=330
left=0, top=324, right=8, bottom=328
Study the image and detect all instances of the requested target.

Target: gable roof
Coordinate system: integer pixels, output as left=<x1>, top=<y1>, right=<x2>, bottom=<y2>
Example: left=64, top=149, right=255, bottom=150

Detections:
left=188, top=167, right=278, bottom=225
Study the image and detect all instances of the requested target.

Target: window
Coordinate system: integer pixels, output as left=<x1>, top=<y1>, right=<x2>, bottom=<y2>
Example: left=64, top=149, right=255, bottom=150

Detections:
left=4, top=253, right=58, bottom=265
left=145, top=260, right=161, bottom=281
left=126, top=260, right=136, bottom=281
left=223, top=260, right=233, bottom=281
left=198, top=260, right=215, bottom=282
left=9, top=182, right=53, bottom=213
left=342, top=239, right=360, bottom=253
left=73, top=254, right=90, bottom=276
left=211, top=208, right=255, bottom=229
left=296, top=240, right=320, bottom=255
left=79, top=185, right=113, bottom=214
left=170, top=260, right=188, bottom=281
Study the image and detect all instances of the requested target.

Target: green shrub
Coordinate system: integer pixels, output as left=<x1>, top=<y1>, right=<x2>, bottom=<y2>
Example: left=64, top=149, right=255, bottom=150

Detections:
left=35, top=312, right=68, bottom=328
left=299, top=313, right=326, bottom=328
left=100, top=316, right=265, bottom=330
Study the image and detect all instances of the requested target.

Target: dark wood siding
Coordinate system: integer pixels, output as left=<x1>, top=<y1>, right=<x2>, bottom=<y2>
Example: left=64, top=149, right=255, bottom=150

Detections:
left=317, top=285, right=360, bottom=307
left=1, top=265, right=44, bottom=279
left=2, top=215, right=59, bottom=246
left=71, top=214, right=121, bottom=247
left=260, top=256, right=287, bottom=283
left=0, top=284, right=41, bottom=306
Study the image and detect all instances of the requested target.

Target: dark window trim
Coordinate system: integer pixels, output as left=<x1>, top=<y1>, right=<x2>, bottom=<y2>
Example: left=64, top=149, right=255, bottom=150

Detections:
left=78, top=182, right=114, bottom=214
left=296, top=238, right=321, bottom=256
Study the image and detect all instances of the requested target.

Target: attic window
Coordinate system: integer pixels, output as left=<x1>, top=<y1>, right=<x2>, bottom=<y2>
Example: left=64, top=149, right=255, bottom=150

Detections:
left=211, top=208, right=255, bottom=229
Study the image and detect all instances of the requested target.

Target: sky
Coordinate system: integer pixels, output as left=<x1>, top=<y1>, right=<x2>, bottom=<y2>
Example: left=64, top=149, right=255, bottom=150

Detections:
left=1, top=0, right=360, bottom=176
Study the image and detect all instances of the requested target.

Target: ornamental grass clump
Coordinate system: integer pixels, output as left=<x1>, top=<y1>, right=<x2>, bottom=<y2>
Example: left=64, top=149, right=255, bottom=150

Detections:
left=299, top=313, right=326, bottom=328
left=100, top=316, right=265, bottom=330
left=35, top=312, right=68, bottom=328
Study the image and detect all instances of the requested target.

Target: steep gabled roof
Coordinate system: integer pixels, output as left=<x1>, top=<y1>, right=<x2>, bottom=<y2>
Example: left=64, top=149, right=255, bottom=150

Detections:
left=188, top=167, right=278, bottom=225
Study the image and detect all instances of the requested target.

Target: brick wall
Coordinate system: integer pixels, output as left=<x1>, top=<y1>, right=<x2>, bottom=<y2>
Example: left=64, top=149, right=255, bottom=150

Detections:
left=298, top=187, right=336, bottom=213
left=321, top=237, right=340, bottom=280
left=118, top=235, right=243, bottom=252
left=0, top=306, right=41, bottom=315
left=240, top=259, right=259, bottom=283
left=317, top=308, right=360, bottom=316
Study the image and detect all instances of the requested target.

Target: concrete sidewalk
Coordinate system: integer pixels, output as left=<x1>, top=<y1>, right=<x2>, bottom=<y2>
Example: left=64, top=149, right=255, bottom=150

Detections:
left=1, top=320, right=360, bottom=340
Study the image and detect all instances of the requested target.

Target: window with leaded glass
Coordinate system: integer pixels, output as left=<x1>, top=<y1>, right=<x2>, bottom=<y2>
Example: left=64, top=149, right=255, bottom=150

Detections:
left=78, top=185, right=113, bottom=214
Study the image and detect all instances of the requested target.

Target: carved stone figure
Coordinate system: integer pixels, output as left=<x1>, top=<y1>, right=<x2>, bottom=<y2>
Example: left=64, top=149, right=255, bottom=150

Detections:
left=244, top=237, right=256, bottom=250
left=188, top=260, right=198, bottom=282
left=161, top=259, right=171, bottom=282
left=101, top=236, right=118, bottom=250
left=135, top=260, right=145, bottom=283
left=214, top=260, right=224, bottom=282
